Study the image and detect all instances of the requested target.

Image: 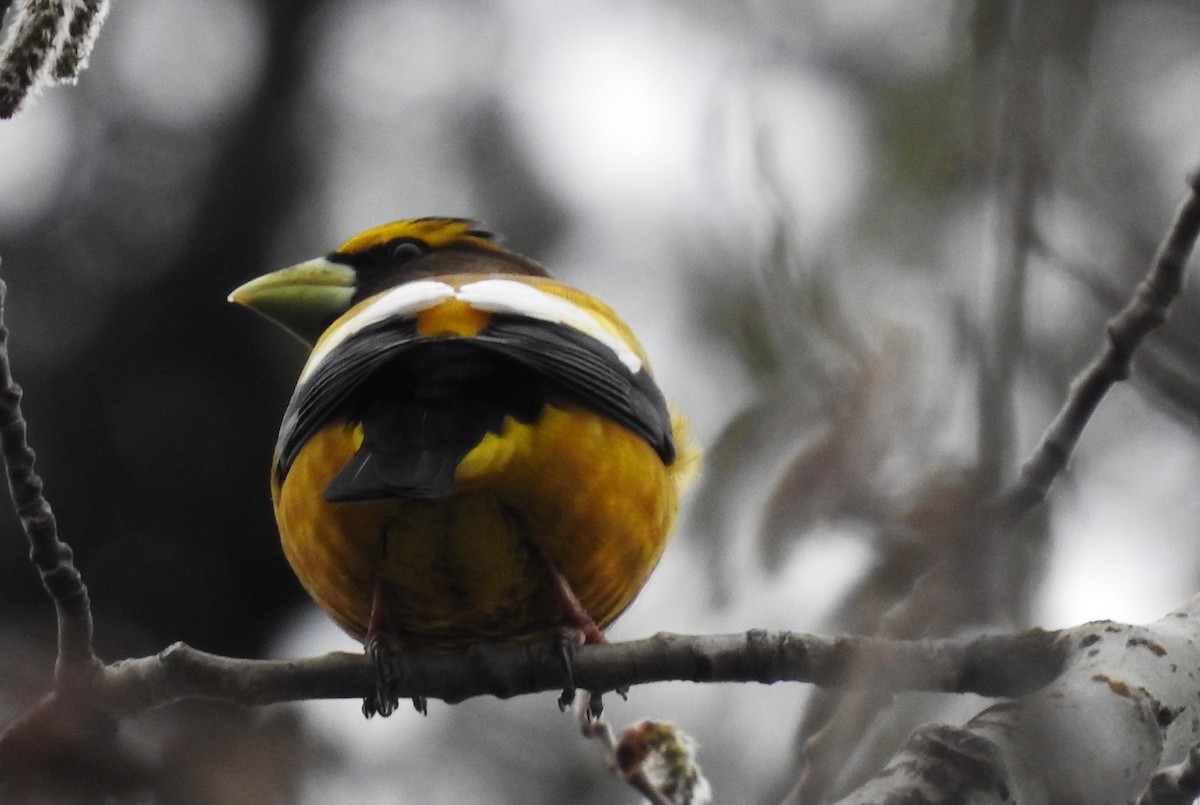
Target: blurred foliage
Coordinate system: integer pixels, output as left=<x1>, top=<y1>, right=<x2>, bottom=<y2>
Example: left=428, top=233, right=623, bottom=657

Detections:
left=3, top=0, right=1200, bottom=802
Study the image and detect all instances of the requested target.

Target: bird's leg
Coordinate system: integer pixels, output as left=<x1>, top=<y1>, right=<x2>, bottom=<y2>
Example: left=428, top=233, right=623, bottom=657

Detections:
left=543, top=559, right=620, bottom=720
left=362, top=578, right=426, bottom=718
left=547, top=562, right=605, bottom=645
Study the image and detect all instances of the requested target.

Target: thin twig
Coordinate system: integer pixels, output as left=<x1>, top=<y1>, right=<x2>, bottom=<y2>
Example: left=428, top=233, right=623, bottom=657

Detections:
left=996, top=168, right=1200, bottom=522
left=979, top=0, right=1042, bottom=493
left=0, top=273, right=100, bottom=687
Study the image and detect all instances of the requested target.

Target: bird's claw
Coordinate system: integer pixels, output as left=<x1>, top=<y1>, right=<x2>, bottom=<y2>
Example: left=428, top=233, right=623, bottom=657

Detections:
left=363, top=634, right=402, bottom=718
left=555, top=631, right=578, bottom=711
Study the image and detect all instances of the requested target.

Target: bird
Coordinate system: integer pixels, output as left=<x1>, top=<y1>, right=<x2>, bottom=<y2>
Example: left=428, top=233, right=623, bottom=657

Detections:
left=229, top=217, right=699, bottom=715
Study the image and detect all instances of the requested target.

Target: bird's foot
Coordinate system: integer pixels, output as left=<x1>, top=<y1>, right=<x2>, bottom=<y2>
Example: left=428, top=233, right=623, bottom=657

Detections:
left=362, top=578, right=425, bottom=717
left=541, top=553, right=628, bottom=719
left=554, top=633, right=605, bottom=721
left=361, top=635, right=428, bottom=717
left=363, top=633, right=402, bottom=718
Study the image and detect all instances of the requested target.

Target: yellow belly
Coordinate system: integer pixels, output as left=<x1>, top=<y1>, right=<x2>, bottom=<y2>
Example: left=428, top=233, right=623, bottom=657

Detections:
left=272, top=403, right=683, bottom=649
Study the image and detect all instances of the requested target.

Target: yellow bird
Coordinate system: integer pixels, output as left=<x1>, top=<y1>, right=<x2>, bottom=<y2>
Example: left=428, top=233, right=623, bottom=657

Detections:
left=230, top=218, right=698, bottom=713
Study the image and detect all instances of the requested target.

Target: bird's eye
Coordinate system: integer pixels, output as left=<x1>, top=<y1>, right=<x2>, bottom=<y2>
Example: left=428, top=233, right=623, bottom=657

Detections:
left=389, top=240, right=425, bottom=263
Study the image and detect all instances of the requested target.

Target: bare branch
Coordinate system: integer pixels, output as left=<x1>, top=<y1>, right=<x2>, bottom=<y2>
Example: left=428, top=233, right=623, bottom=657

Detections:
left=0, top=273, right=99, bottom=686
left=0, top=626, right=1068, bottom=786
left=83, top=629, right=1066, bottom=717
left=997, top=168, right=1200, bottom=521
left=0, top=627, right=1066, bottom=799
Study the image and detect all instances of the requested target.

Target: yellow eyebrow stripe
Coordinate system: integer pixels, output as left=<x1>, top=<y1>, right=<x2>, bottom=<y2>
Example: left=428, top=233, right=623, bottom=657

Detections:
left=334, top=218, right=500, bottom=255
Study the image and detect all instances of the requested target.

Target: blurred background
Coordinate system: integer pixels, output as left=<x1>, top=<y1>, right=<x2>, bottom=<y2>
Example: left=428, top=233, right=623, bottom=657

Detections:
left=2, top=0, right=1200, bottom=802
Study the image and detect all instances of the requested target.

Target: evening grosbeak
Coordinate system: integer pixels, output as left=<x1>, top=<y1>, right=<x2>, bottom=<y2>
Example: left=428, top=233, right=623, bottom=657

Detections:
left=230, top=218, right=698, bottom=713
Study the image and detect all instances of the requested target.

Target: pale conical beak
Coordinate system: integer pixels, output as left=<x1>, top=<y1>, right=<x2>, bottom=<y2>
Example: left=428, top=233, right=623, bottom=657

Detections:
left=229, top=258, right=356, bottom=345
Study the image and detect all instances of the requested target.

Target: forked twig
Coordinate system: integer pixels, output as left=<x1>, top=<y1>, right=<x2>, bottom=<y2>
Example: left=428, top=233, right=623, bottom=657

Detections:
left=996, top=169, right=1200, bottom=522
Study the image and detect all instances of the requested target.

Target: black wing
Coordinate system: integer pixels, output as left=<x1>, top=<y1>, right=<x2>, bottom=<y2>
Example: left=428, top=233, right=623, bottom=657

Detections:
left=474, top=315, right=675, bottom=463
left=276, top=314, right=675, bottom=502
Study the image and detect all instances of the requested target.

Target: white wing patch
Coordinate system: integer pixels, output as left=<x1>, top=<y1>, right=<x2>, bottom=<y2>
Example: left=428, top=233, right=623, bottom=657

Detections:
left=458, top=280, right=643, bottom=373
left=300, top=278, right=644, bottom=382
left=300, top=280, right=456, bottom=382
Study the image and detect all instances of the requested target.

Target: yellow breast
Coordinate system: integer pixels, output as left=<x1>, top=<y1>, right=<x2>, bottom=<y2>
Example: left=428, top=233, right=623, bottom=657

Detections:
left=275, top=405, right=690, bottom=647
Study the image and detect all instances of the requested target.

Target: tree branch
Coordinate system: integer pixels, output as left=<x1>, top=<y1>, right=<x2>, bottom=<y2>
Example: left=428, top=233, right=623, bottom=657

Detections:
left=996, top=168, right=1200, bottom=522
left=0, top=626, right=1068, bottom=787
left=90, top=628, right=1068, bottom=716
left=0, top=273, right=99, bottom=688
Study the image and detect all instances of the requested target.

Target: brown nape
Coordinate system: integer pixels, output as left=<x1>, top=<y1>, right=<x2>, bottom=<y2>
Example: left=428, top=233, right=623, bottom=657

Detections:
left=347, top=245, right=550, bottom=305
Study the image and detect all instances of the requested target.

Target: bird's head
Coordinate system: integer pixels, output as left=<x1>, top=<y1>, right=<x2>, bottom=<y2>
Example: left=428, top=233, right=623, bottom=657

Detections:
left=229, top=217, right=547, bottom=344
